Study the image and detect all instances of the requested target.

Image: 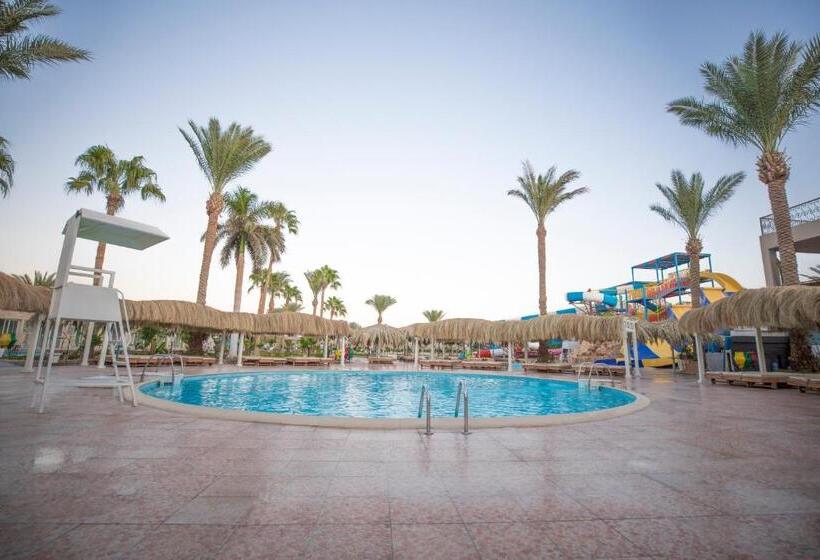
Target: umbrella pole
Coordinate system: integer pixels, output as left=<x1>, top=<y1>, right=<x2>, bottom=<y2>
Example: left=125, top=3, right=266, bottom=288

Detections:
left=81, top=322, right=94, bottom=366
left=237, top=333, right=245, bottom=366
left=413, top=337, right=419, bottom=370
left=694, top=334, right=705, bottom=383
left=507, top=341, right=513, bottom=372
left=218, top=331, right=225, bottom=365
left=754, top=328, right=768, bottom=373
left=97, top=326, right=108, bottom=369
left=23, top=314, right=44, bottom=373
left=622, top=324, right=632, bottom=379
left=340, top=335, right=346, bottom=366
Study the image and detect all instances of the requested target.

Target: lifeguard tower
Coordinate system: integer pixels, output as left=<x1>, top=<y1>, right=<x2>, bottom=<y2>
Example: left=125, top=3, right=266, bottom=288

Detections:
left=31, top=209, right=168, bottom=413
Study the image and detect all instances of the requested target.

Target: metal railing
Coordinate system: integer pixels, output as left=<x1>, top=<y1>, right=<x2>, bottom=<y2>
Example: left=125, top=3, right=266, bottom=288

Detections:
left=760, top=196, right=820, bottom=235
left=454, top=380, right=470, bottom=435
left=417, top=385, right=432, bottom=435
left=140, top=353, right=185, bottom=384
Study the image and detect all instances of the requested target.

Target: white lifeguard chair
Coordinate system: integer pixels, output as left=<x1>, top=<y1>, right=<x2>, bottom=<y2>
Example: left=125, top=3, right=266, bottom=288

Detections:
left=31, top=209, right=169, bottom=413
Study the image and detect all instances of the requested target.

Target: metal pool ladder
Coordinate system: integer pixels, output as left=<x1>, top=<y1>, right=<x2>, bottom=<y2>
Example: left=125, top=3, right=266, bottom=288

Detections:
left=575, top=362, right=614, bottom=389
left=139, top=353, right=184, bottom=384
left=454, top=380, right=471, bottom=435
left=417, top=385, right=432, bottom=435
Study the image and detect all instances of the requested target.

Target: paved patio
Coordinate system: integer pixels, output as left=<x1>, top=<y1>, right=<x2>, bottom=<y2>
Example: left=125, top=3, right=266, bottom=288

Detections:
left=1, top=364, right=819, bottom=559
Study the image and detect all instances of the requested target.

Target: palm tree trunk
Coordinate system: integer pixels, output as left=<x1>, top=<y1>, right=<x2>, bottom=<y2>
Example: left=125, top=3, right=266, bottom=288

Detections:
left=686, top=238, right=703, bottom=309
left=233, top=248, right=245, bottom=313
left=536, top=223, right=548, bottom=360
left=91, top=195, right=120, bottom=286
left=319, top=290, right=326, bottom=318
left=197, top=192, right=224, bottom=305
left=758, top=152, right=799, bottom=285
left=377, top=311, right=383, bottom=324
left=261, top=257, right=275, bottom=314
left=757, top=151, right=816, bottom=371
left=268, top=291, right=277, bottom=314
left=257, top=289, right=266, bottom=315
left=311, top=296, right=318, bottom=316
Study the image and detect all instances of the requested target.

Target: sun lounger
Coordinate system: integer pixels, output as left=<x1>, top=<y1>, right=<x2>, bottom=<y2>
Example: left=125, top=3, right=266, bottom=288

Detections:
left=707, top=371, right=791, bottom=389
left=419, top=359, right=459, bottom=370
left=181, top=356, right=216, bottom=367
left=787, top=374, right=820, bottom=393
left=285, top=357, right=334, bottom=366
left=459, top=360, right=506, bottom=371
left=368, top=356, right=395, bottom=365
left=522, top=362, right=574, bottom=374
left=242, top=356, right=288, bottom=367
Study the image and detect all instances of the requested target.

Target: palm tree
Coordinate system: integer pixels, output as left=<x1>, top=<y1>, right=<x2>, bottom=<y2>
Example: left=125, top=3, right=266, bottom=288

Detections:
left=324, top=296, right=347, bottom=320
left=281, top=284, right=302, bottom=308
left=0, top=1, right=89, bottom=198
left=366, top=294, right=397, bottom=324
left=215, top=187, right=272, bottom=314
left=422, top=309, right=445, bottom=322
left=179, top=118, right=271, bottom=305
left=668, top=31, right=820, bottom=370
left=0, top=136, right=13, bottom=198
left=668, top=31, right=820, bottom=286
left=12, top=270, right=55, bottom=287
left=508, top=160, right=588, bottom=357
left=316, top=265, right=341, bottom=318
left=257, top=202, right=298, bottom=315
left=304, top=269, right=324, bottom=315
left=66, top=145, right=165, bottom=284
left=649, top=170, right=744, bottom=308
left=266, top=271, right=291, bottom=313
left=282, top=302, right=303, bottom=312
left=248, top=268, right=270, bottom=314
left=0, top=0, right=90, bottom=80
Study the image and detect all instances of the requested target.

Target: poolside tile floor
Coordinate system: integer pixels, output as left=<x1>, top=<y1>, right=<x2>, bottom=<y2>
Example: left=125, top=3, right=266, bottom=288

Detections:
left=1, top=364, right=819, bottom=559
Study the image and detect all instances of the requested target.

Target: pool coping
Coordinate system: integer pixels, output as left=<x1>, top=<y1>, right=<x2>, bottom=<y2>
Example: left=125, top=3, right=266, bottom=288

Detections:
left=133, top=369, right=650, bottom=429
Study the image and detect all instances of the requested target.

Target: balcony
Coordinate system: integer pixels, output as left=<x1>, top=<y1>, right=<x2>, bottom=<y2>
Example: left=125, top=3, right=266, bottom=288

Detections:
left=760, top=196, right=820, bottom=235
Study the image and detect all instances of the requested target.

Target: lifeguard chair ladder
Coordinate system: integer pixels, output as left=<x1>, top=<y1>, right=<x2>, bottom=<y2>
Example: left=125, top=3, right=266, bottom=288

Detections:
left=31, top=209, right=168, bottom=413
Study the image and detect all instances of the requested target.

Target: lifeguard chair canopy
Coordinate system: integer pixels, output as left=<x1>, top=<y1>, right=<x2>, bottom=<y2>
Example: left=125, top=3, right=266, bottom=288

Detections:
left=62, top=208, right=169, bottom=250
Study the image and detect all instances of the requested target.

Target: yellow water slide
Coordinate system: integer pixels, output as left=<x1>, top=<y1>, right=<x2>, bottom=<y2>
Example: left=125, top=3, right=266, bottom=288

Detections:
left=641, top=272, right=744, bottom=366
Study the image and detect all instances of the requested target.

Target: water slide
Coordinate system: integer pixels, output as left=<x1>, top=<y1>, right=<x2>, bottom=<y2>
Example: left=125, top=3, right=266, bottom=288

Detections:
left=566, top=290, right=618, bottom=308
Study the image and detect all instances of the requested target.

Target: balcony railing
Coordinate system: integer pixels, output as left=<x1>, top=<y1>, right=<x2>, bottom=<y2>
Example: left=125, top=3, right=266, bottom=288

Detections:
left=760, top=196, right=820, bottom=235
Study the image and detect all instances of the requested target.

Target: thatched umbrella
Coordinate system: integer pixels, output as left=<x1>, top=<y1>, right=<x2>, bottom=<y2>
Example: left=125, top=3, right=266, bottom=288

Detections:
left=678, top=286, right=820, bottom=334
left=0, top=272, right=51, bottom=314
left=253, top=311, right=350, bottom=337
left=411, top=318, right=498, bottom=343
left=677, top=286, right=820, bottom=377
left=1, top=271, right=352, bottom=365
left=351, top=323, right=406, bottom=354
left=125, top=300, right=231, bottom=332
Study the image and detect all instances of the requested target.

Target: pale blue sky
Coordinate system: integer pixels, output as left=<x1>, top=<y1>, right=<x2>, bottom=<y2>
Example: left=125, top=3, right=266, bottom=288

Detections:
left=1, top=0, right=819, bottom=326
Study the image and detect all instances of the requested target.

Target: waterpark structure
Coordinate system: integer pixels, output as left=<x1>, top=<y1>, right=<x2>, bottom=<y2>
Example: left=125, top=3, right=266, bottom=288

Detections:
left=561, top=252, right=743, bottom=366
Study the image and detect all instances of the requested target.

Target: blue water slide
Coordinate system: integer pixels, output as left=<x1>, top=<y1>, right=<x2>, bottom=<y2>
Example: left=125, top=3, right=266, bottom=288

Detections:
left=567, top=290, right=618, bottom=308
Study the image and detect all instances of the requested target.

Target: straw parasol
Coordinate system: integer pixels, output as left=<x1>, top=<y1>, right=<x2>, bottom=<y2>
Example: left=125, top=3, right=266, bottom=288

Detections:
left=408, top=318, right=499, bottom=343
left=678, top=286, right=820, bottom=334
left=125, top=300, right=232, bottom=332
left=0, top=272, right=51, bottom=314
left=253, top=312, right=350, bottom=337
left=0, top=271, right=350, bottom=337
left=350, top=323, right=407, bottom=349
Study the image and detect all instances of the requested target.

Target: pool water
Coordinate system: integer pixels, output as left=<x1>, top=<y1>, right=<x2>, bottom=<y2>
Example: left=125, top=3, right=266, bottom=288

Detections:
left=140, top=371, right=636, bottom=418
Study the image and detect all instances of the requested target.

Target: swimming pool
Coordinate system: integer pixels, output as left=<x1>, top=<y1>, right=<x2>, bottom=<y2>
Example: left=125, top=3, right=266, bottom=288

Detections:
left=139, top=370, right=641, bottom=425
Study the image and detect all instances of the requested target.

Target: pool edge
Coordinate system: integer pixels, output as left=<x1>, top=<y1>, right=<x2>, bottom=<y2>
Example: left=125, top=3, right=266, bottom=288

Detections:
left=133, top=371, right=650, bottom=429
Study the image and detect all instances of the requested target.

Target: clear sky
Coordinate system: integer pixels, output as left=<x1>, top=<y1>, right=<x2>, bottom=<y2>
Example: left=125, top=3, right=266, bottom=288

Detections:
left=1, top=0, right=819, bottom=327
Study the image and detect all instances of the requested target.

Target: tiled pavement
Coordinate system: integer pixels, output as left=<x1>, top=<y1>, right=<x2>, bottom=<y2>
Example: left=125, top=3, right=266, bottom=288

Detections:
left=1, top=364, right=819, bottom=559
